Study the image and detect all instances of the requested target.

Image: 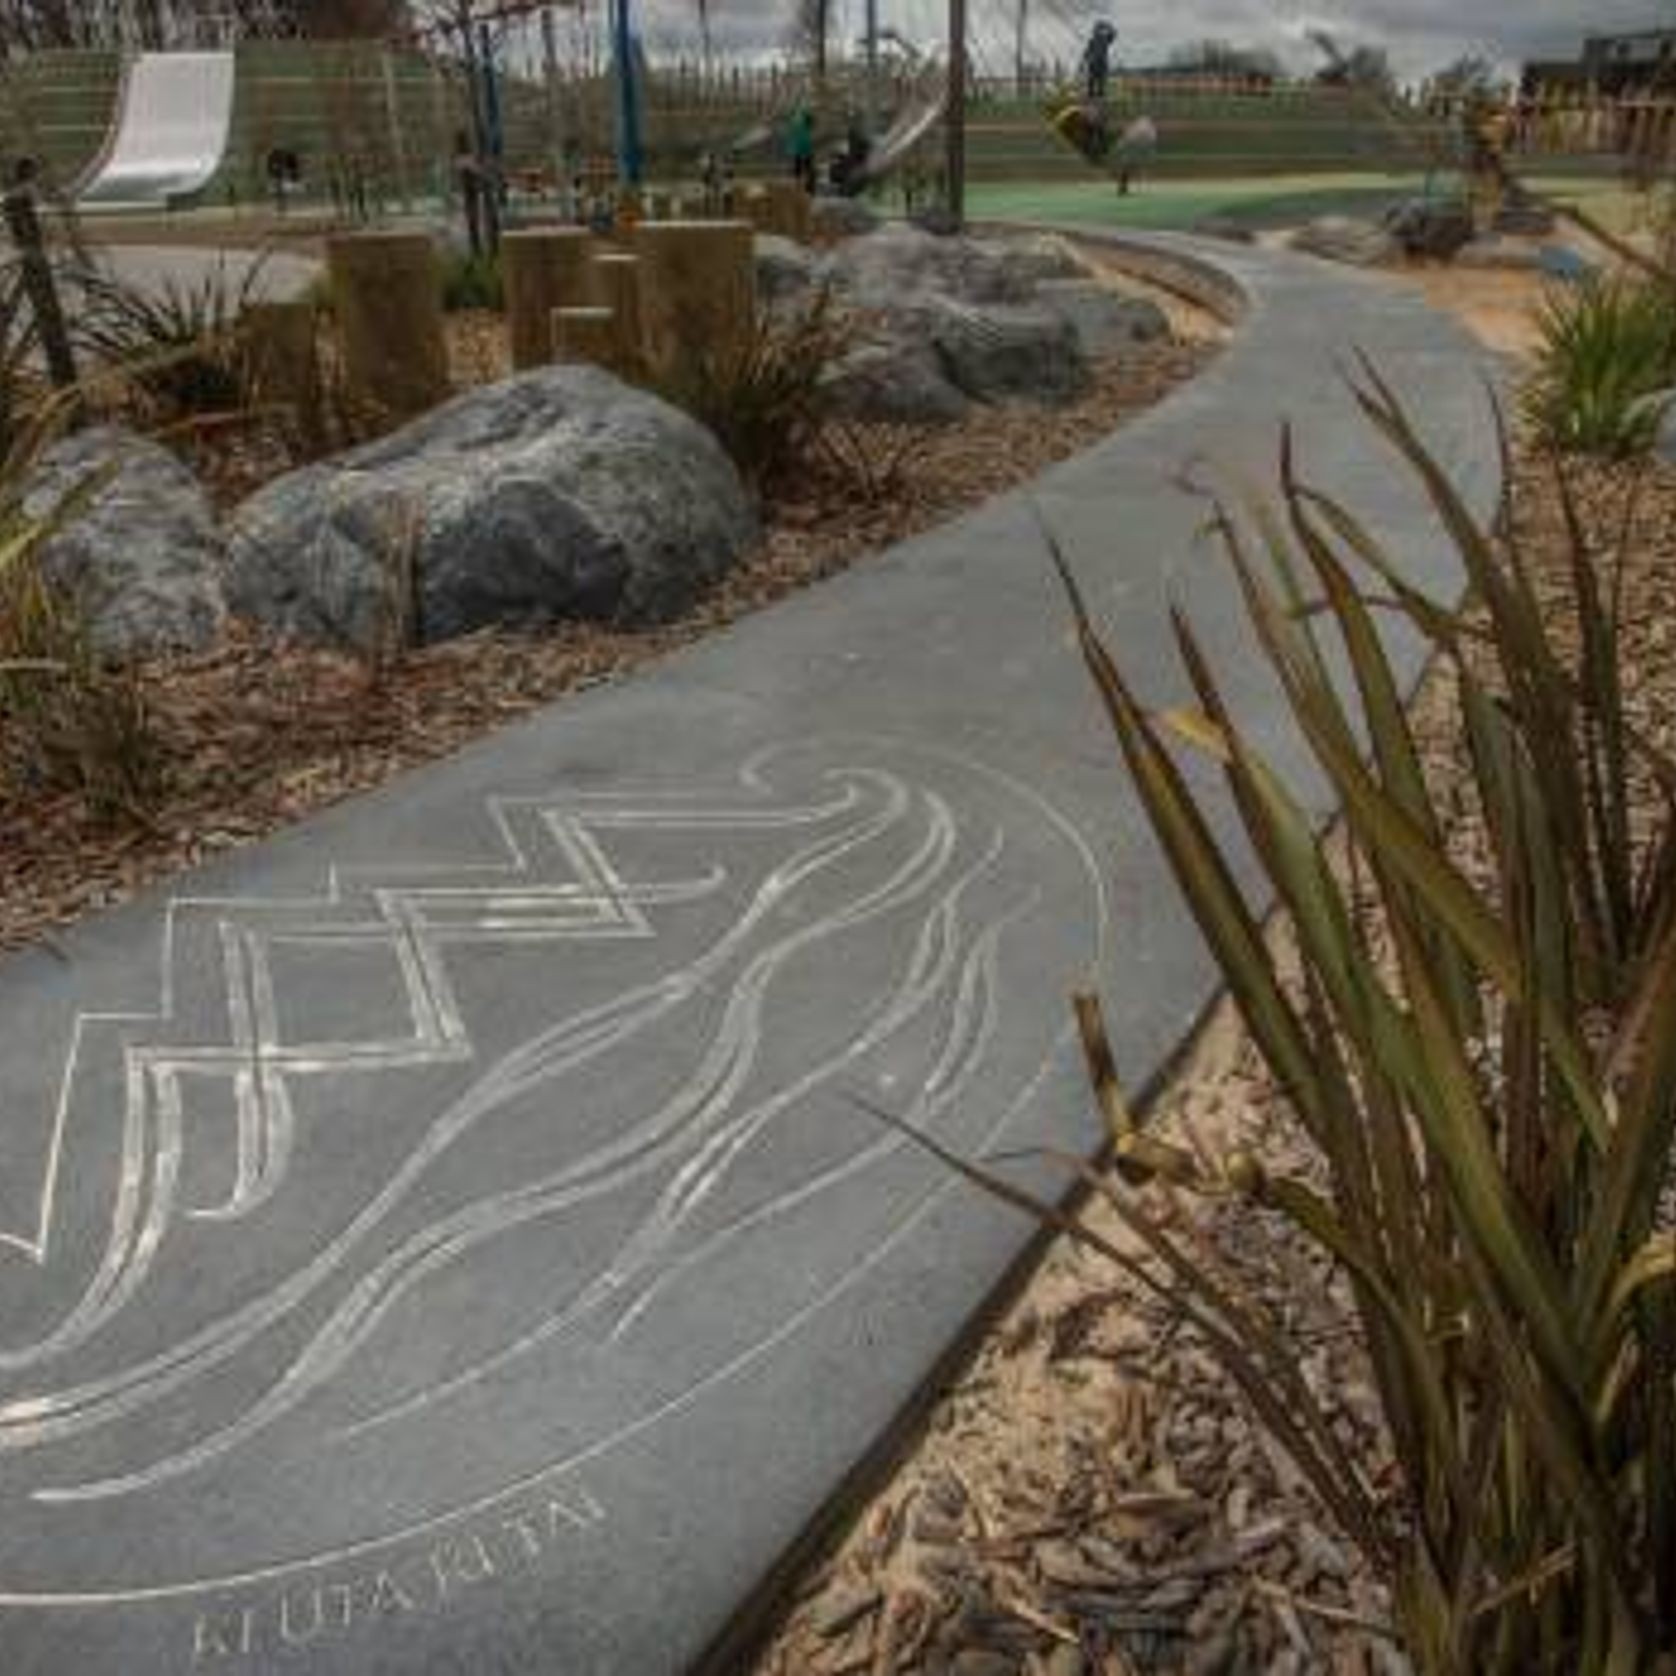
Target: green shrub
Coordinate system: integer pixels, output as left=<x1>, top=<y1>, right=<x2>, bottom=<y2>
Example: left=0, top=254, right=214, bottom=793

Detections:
left=71, top=254, right=266, bottom=421
left=439, top=248, right=504, bottom=313
left=917, top=371, right=1676, bottom=1674
left=1526, top=277, right=1676, bottom=457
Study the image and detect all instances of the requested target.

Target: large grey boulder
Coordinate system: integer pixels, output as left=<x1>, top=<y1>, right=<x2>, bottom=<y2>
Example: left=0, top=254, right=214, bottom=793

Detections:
left=819, top=340, right=970, bottom=425
left=23, top=425, right=224, bottom=658
left=1036, top=279, right=1171, bottom=356
left=755, top=233, right=819, bottom=303
left=1291, top=216, right=1399, bottom=268
left=811, top=196, right=880, bottom=238
left=917, top=297, right=1089, bottom=404
left=822, top=227, right=1089, bottom=310
left=227, top=365, right=758, bottom=648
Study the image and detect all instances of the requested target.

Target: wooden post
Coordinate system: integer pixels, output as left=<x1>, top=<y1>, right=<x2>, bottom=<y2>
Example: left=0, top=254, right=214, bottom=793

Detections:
left=632, top=220, right=756, bottom=372
left=552, top=305, right=623, bottom=372
left=501, top=226, right=598, bottom=370
left=243, top=300, right=323, bottom=444
left=761, top=178, right=811, bottom=240
left=592, top=250, right=646, bottom=373
left=3, top=190, right=76, bottom=390
left=326, top=230, right=448, bottom=418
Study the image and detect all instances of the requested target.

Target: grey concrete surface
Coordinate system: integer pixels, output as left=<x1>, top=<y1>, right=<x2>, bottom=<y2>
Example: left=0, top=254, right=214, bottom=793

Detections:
left=0, top=231, right=1498, bottom=1675
left=80, top=242, right=320, bottom=303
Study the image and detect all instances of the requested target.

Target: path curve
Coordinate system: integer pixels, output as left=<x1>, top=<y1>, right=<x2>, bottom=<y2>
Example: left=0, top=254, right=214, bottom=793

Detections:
left=0, top=231, right=1497, bottom=1676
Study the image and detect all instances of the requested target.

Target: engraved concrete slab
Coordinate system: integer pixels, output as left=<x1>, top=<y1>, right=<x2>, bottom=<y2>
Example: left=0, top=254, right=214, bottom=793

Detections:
left=0, top=232, right=1499, bottom=1676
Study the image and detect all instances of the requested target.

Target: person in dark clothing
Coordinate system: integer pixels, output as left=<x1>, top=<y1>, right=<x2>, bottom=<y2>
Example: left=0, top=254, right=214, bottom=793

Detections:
left=1080, top=20, right=1117, bottom=102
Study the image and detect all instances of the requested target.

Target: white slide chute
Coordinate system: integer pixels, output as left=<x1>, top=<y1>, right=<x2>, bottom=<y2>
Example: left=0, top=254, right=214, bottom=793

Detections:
left=78, top=52, right=236, bottom=210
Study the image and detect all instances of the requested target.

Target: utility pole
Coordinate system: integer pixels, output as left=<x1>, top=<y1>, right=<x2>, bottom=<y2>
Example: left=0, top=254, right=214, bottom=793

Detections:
left=1013, top=0, right=1028, bottom=100
left=946, top=0, right=966, bottom=227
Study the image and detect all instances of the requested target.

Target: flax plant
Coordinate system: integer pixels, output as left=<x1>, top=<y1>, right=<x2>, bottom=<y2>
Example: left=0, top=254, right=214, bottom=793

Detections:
left=920, top=368, right=1676, bottom=1674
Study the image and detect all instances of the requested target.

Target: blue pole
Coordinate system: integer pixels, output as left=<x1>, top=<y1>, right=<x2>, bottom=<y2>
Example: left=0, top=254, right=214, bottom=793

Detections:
left=612, top=0, right=644, bottom=187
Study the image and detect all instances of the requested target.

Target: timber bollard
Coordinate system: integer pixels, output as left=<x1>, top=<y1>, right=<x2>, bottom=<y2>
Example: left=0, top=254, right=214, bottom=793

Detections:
left=591, top=252, right=646, bottom=375
left=502, top=226, right=598, bottom=370
left=3, top=189, right=76, bottom=390
left=761, top=180, right=812, bottom=242
left=242, top=299, right=323, bottom=447
left=632, top=220, right=756, bottom=373
left=326, top=230, right=447, bottom=418
left=551, top=306, right=622, bottom=373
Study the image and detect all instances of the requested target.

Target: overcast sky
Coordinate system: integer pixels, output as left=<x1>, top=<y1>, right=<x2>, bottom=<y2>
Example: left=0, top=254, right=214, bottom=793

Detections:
left=616, top=0, right=1675, bottom=78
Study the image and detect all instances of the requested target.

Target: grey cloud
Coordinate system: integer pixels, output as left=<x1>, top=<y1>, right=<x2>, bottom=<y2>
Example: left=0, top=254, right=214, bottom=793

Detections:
left=605, top=0, right=1664, bottom=76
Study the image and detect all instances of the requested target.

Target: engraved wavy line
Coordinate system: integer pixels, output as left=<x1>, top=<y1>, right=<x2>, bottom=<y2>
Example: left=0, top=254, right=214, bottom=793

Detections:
left=334, top=842, right=1020, bottom=1443
left=603, top=890, right=1025, bottom=1347
left=0, top=738, right=1111, bottom=1608
left=0, top=770, right=921, bottom=1463
left=33, top=792, right=979, bottom=1500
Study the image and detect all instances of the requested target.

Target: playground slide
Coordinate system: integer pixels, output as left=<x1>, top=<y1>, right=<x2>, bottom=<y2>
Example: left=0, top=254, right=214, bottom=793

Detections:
left=856, top=76, right=948, bottom=186
left=78, top=52, right=236, bottom=210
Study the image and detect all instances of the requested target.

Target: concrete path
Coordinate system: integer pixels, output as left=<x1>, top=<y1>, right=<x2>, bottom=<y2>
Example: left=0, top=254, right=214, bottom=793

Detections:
left=0, top=232, right=1497, bottom=1676
left=80, top=242, right=320, bottom=303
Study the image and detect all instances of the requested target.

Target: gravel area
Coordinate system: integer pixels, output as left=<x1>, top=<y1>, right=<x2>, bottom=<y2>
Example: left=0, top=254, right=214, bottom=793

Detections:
left=744, top=447, right=1676, bottom=1676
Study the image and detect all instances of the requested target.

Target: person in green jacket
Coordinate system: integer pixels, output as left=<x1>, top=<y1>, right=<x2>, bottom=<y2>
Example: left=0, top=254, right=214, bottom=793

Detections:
left=787, top=104, right=816, bottom=193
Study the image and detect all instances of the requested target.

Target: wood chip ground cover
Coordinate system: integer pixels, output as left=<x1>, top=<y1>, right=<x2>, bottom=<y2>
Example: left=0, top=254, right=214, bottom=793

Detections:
left=0, top=337, right=1212, bottom=953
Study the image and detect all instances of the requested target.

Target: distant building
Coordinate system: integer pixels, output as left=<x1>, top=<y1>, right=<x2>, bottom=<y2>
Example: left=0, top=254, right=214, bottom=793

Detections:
left=1525, top=27, right=1676, bottom=96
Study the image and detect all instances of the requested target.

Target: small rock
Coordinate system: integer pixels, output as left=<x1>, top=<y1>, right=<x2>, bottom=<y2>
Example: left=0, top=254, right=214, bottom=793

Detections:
left=754, top=232, right=818, bottom=302
left=23, top=425, right=225, bottom=658
left=811, top=1582, right=883, bottom=1639
left=819, top=339, right=971, bottom=425
left=1190, top=216, right=1255, bottom=244
left=912, top=205, right=963, bottom=237
left=1382, top=195, right=1475, bottom=259
left=922, top=1469, right=969, bottom=1519
left=918, top=296, right=1089, bottom=405
left=811, top=194, right=880, bottom=237
left=1290, top=215, right=1398, bottom=268
left=1035, top=279, right=1171, bottom=356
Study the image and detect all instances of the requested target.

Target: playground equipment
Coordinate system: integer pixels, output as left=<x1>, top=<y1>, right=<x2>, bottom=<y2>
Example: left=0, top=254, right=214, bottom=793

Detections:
left=77, top=51, right=236, bottom=208
left=853, top=71, right=949, bottom=188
